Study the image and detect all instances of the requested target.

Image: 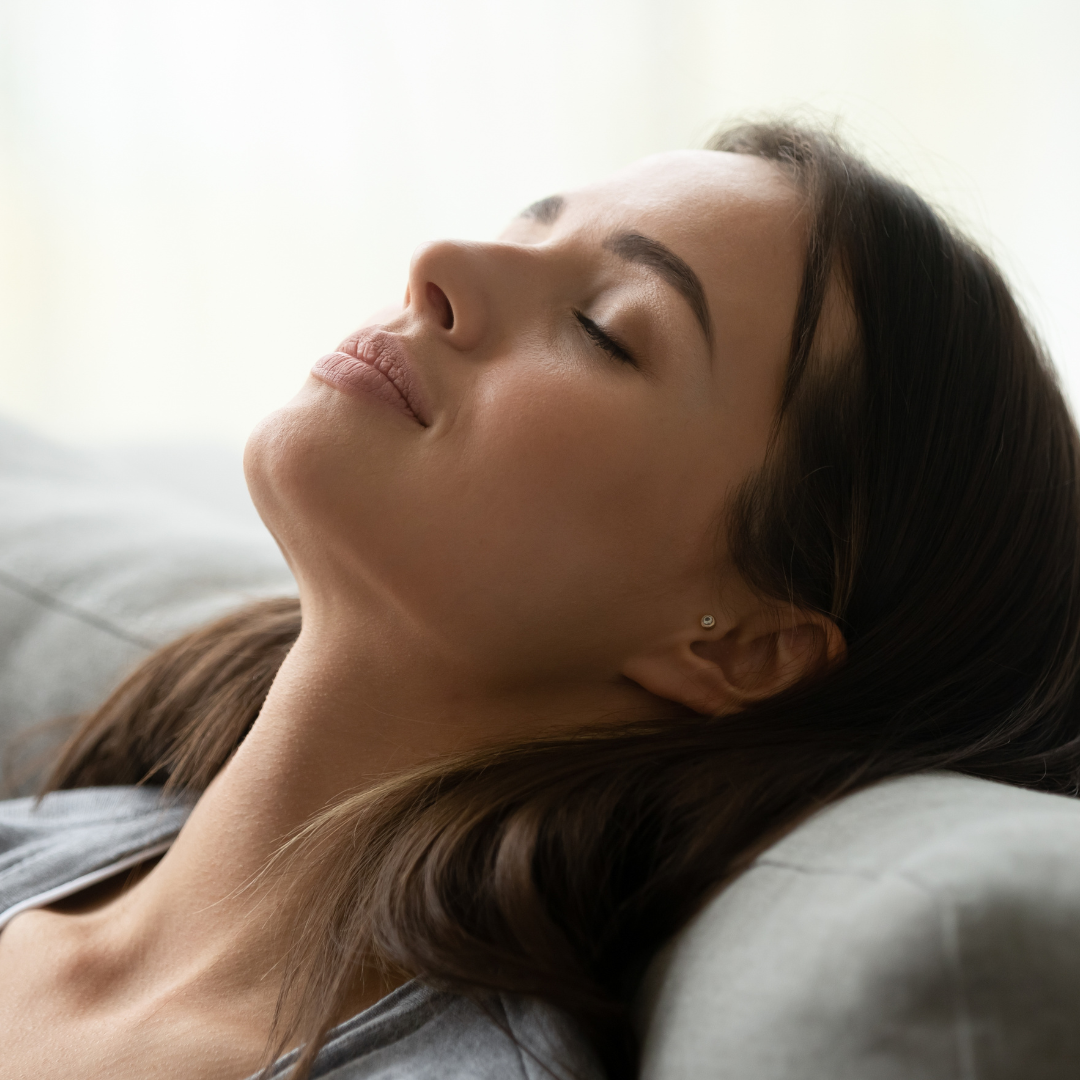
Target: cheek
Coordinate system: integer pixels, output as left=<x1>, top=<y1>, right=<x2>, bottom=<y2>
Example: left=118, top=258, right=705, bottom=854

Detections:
left=402, top=369, right=724, bottom=653
left=244, top=366, right=747, bottom=678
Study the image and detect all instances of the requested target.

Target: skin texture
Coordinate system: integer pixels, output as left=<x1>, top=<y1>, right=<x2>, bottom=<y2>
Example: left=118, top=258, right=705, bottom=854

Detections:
left=0, top=150, right=843, bottom=1079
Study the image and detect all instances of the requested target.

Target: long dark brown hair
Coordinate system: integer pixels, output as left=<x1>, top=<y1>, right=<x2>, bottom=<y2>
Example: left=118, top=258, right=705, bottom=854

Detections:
left=43, top=122, right=1080, bottom=1078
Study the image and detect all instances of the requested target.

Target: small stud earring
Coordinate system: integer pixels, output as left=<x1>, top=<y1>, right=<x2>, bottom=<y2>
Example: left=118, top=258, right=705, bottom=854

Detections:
left=700, top=615, right=716, bottom=629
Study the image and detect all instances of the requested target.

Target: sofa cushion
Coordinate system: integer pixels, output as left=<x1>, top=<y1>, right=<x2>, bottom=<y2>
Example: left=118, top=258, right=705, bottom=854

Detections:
left=0, top=417, right=294, bottom=782
left=638, top=771, right=1080, bottom=1079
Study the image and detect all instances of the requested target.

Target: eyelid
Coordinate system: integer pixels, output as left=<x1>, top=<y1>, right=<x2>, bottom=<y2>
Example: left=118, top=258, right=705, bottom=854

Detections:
left=573, top=310, right=640, bottom=369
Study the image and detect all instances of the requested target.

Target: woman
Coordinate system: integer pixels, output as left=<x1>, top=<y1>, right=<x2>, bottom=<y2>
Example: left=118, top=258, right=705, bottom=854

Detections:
left=0, top=120, right=1077, bottom=1079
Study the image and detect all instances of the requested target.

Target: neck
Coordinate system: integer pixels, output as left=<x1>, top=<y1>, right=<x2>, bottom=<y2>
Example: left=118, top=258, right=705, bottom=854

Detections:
left=66, top=614, right=653, bottom=1025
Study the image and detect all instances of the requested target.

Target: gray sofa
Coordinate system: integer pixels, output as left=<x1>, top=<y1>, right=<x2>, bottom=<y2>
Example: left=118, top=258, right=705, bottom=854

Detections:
left=2, top=416, right=1078, bottom=1078
left=639, top=772, right=1080, bottom=1078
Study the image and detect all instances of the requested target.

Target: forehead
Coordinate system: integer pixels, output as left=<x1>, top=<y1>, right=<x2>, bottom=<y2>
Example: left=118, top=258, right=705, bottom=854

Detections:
left=508, top=151, right=806, bottom=308
left=518, top=150, right=801, bottom=245
left=581, top=149, right=798, bottom=223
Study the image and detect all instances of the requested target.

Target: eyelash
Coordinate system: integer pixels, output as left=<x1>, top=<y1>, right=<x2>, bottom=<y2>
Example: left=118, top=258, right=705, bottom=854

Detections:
left=573, top=310, right=639, bottom=369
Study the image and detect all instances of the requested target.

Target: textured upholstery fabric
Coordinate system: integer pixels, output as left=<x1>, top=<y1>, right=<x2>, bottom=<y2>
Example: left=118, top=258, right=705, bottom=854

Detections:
left=638, top=771, right=1080, bottom=1079
left=0, top=417, right=294, bottom=786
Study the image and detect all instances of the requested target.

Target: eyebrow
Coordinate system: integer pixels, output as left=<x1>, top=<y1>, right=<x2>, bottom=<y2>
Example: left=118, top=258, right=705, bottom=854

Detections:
left=516, top=197, right=713, bottom=348
left=604, top=231, right=713, bottom=348
left=520, top=195, right=565, bottom=225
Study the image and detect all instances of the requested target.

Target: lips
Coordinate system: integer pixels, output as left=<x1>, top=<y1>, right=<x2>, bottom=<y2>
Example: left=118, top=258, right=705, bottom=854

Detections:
left=311, top=328, right=429, bottom=425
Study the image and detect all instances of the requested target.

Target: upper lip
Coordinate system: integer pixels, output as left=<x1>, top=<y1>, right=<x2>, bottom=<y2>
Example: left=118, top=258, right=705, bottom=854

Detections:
left=337, top=327, right=430, bottom=426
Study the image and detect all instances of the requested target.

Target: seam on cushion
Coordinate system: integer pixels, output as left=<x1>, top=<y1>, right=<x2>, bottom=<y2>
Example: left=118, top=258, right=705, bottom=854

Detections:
left=755, top=856, right=891, bottom=881
left=758, top=856, right=971, bottom=894
left=756, top=857, right=975, bottom=1080
left=934, top=893, right=978, bottom=1080
left=0, top=566, right=156, bottom=649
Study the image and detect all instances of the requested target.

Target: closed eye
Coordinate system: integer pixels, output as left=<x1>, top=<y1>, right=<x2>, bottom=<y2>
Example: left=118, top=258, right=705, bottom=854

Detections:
left=573, top=310, right=639, bottom=369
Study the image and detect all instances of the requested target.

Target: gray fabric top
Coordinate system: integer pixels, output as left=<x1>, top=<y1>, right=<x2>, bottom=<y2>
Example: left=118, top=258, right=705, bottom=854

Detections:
left=0, top=786, right=603, bottom=1080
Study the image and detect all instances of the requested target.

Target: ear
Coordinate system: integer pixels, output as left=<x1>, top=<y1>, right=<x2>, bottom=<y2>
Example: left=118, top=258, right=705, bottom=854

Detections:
left=622, top=609, right=845, bottom=716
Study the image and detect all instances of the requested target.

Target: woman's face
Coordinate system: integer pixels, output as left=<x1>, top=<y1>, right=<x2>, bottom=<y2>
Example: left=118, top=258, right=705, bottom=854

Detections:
left=246, top=150, right=806, bottom=708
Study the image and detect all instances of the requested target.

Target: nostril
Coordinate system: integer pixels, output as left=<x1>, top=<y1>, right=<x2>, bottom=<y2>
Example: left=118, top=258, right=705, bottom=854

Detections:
left=426, top=282, right=454, bottom=330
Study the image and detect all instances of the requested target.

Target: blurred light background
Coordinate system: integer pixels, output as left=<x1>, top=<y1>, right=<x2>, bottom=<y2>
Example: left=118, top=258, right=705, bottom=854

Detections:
left=1, top=0, right=1078, bottom=450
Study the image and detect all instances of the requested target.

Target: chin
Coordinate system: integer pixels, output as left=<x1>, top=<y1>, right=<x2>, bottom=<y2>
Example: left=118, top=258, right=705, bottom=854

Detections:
left=243, top=381, right=407, bottom=590
left=243, top=388, right=343, bottom=552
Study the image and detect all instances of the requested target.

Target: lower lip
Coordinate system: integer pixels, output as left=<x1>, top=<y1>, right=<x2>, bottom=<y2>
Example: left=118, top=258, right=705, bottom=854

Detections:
left=311, top=351, right=420, bottom=423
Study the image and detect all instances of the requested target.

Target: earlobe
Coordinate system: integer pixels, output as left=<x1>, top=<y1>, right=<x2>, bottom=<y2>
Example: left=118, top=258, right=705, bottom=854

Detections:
left=622, top=612, right=845, bottom=717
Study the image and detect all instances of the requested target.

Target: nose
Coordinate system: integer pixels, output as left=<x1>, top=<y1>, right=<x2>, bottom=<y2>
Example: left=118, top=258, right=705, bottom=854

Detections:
left=405, top=240, right=497, bottom=353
